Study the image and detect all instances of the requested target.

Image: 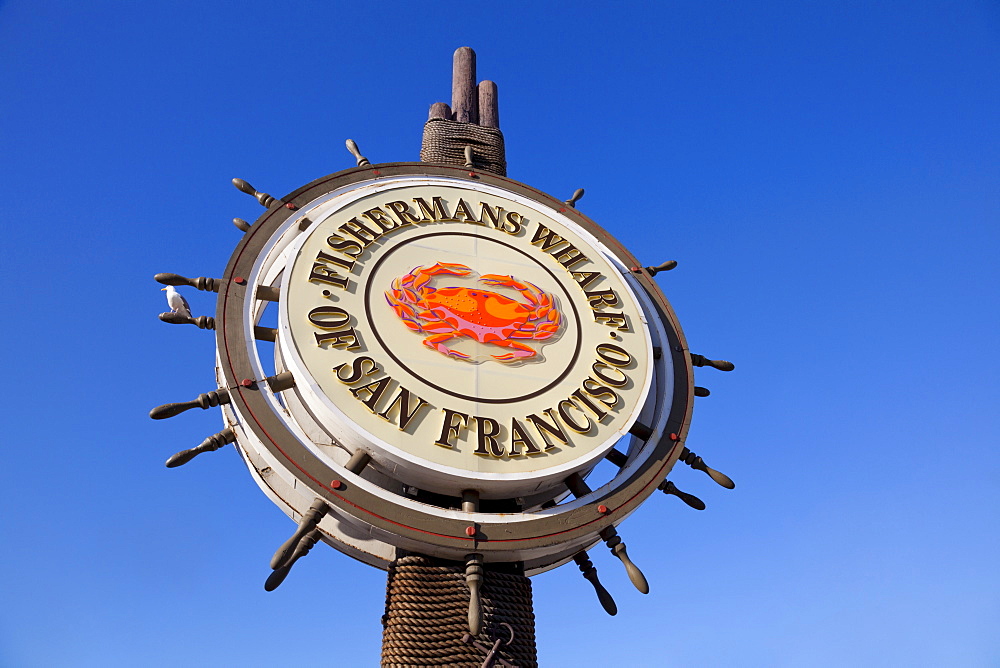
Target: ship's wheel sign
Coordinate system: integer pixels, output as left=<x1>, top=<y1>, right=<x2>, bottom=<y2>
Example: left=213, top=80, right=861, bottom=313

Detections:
left=279, top=175, right=656, bottom=496
left=162, top=162, right=736, bottom=579
left=153, top=45, right=739, bottom=625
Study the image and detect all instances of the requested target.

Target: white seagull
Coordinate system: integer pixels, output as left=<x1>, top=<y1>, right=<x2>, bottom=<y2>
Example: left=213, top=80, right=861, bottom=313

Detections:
left=161, top=285, right=192, bottom=318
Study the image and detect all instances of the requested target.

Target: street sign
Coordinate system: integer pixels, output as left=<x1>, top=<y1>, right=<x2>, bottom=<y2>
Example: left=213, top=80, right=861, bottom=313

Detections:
left=213, top=164, right=695, bottom=574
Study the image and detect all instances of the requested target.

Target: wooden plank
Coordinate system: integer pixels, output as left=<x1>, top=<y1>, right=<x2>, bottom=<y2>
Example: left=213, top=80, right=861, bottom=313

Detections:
left=451, top=46, right=478, bottom=123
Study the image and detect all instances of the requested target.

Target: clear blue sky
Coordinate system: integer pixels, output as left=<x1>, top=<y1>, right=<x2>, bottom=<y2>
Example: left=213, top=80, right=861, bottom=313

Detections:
left=1, top=2, right=997, bottom=666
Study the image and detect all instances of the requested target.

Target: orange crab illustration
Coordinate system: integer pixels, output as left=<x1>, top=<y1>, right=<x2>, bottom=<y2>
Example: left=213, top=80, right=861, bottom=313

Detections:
left=384, top=262, right=561, bottom=362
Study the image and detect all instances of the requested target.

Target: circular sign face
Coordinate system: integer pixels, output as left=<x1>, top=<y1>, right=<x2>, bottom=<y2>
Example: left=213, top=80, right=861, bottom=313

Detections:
left=278, top=176, right=655, bottom=497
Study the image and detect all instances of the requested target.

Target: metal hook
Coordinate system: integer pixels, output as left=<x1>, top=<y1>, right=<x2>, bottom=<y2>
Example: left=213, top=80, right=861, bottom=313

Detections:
left=462, top=622, right=517, bottom=668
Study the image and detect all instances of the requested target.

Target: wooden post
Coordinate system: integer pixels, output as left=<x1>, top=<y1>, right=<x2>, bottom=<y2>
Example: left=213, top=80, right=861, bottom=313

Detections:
left=452, top=46, right=478, bottom=123
left=428, top=101, right=452, bottom=121
left=478, top=80, right=499, bottom=129
left=420, top=46, right=506, bottom=175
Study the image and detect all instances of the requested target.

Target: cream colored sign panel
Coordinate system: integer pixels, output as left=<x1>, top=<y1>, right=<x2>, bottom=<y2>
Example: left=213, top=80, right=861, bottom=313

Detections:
left=279, top=177, right=652, bottom=487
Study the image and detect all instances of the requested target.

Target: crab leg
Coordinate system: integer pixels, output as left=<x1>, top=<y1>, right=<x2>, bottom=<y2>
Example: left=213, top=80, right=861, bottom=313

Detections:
left=384, top=292, right=422, bottom=330
left=509, top=308, right=560, bottom=339
left=488, top=338, right=537, bottom=362
left=422, top=332, right=471, bottom=360
left=480, top=275, right=557, bottom=322
left=424, top=262, right=473, bottom=276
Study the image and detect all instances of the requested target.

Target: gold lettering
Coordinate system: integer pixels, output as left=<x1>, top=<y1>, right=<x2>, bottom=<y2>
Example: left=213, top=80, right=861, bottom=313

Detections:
left=572, top=271, right=602, bottom=290
left=361, top=207, right=399, bottom=234
left=309, top=250, right=354, bottom=289
left=479, top=202, right=505, bottom=229
left=473, top=416, right=504, bottom=457
left=596, top=343, right=633, bottom=366
left=595, top=312, right=629, bottom=330
left=509, top=417, right=540, bottom=455
left=558, top=399, right=593, bottom=434
left=413, top=196, right=453, bottom=222
left=452, top=198, right=478, bottom=223
left=592, top=361, right=628, bottom=387
left=583, top=377, right=621, bottom=408
left=525, top=409, right=568, bottom=449
left=585, top=289, right=619, bottom=308
left=350, top=376, right=392, bottom=413
left=326, top=233, right=364, bottom=258
left=308, top=306, right=350, bottom=330
left=530, top=223, right=588, bottom=268
left=333, top=357, right=379, bottom=384
left=377, top=385, right=430, bottom=430
left=338, top=217, right=382, bottom=247
left=550, top=244, right=589, bottom=269
left=570, top=388, right=608, bottom=420
left=385, top=200, right=421, bottom=226
left=530, top=223, right=566, bottom=251
left=502, top=211, right=523, bottom=234
left=435, top=408, right=469, bottom=448
left=314, top=328, right=360, bottom=349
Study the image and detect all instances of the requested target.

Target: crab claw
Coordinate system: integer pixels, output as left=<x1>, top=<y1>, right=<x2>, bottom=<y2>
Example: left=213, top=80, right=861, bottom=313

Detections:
left=480, top=275, right=543, bottom=306
left=425, top=262, right=472, bottom=276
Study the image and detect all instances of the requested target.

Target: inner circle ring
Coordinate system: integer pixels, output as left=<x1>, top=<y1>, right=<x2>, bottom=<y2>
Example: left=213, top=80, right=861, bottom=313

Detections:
left=364, top=230, right=584, bottom=404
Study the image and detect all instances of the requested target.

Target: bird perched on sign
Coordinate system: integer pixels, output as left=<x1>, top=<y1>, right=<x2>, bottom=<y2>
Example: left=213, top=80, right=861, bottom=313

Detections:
left=162, top=285, right=192, bottom=319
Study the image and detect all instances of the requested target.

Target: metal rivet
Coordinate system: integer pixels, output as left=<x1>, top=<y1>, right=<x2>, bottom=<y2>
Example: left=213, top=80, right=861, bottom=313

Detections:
left=241, top=379, right=254, bottom=388
left=669, top=433, right=680, bottom=441
left=465, top=526, right=476, bottom=536
left=234, top=276, right=246, bottom=285
left=284, top=202, right=297, bottom=210
left=330, top=480, right=342, bottom=490
left=322, top=290, right=331, bottom=297
left=598, top=505, right=609, bottom=514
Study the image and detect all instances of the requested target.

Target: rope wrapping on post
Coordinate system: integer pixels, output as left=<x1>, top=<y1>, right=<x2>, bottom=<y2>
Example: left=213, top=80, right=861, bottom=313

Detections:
left=381, top=555, right=537, bottom=668
left=420, top=119, right=507, bottom=176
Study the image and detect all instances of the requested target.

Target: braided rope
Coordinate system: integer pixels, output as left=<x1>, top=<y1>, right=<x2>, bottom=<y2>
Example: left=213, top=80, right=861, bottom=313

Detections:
left=420, top=119, right=507, bottom=176
left=382, top=555, right=537, bottom=667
